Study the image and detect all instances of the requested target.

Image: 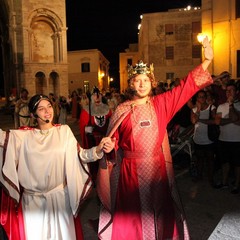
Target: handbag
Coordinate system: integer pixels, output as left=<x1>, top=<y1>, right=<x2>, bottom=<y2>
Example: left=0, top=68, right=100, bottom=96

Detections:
left=207, top=105, right=220, bottom=142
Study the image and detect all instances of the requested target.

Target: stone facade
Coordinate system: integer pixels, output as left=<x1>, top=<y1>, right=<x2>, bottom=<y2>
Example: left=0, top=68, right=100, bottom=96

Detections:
left=119, top=7, right=202, bottom=92
left=68, top=49, right=109, bottom=94
left=120, top=0, right=240, bottom=91
left=0, top=0, right=68, bottom=98
left=119, top=43, right=139, bottom=92
left=202, top=0, right=240, bottom=77
left=138, top=7, right=202, bottom=83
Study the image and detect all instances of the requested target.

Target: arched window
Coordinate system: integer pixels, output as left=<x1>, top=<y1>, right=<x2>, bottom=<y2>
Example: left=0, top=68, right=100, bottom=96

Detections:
left=49, top=71, right=59, bottom=95
left=31, top=20, right=54, bottom=63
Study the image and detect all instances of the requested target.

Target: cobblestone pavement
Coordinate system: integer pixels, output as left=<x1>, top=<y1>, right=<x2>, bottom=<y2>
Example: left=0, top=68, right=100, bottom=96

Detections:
left=1, top=109, right=240, bottom=240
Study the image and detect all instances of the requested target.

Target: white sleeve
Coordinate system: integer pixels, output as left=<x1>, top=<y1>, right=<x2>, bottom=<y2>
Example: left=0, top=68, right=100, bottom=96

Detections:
left=0, top=130, right=22, bottom=202
left=79, top=146, right=103, bottom=162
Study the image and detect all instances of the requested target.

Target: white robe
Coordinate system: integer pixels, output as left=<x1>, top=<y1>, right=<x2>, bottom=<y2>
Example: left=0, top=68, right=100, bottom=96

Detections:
left=0, top=125, right=102, bottom=240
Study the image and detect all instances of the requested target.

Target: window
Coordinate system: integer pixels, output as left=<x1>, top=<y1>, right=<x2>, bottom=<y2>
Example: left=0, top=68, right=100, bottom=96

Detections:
left=237, top=50, right=240, bottom=77
left=192, top=21, right=201, bottom=33
left=165, top=24, right=174, bottom=35
left=192, top=45, right=201, bottom=58
left=236, top=0, right=240, bottom=18
left=127, top=58, right=132, bottom=65
left=166, top=46, right=174, bottom=59
left=81, top=62, right=90, bottom=72
left=166, top=72, right=174, bottom=80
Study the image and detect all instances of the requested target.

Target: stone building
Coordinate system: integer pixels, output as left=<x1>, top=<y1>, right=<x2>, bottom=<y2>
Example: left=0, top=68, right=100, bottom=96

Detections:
left=202, top=0, right=240, bottom=77
left=120, top=0, right=240, bottom=92
left=119, top=43, right=139, bottom=92
left=138, top=7, right=202, bottom=82
left=119, top=6, right=202, bottom=92
left=0, top=0, right=68, bottom=98
left=68, top=49, right=110, bottom=94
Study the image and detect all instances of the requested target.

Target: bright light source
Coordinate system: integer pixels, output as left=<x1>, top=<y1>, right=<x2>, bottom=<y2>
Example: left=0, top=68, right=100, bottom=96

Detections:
left=197, top=33, right=207, bottom=43
left=138, top=24, right=141, bottom=30
left=184, top=5, right=191, bottom=11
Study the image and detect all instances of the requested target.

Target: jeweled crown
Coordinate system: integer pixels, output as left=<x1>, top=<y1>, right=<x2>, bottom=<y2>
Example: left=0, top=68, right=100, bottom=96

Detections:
left=127, top=60, right=154, bottom=78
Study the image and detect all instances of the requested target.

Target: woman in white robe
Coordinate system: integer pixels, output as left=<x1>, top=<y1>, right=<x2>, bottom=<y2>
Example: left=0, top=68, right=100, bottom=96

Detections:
left=0, top=94, right=114, bottom=240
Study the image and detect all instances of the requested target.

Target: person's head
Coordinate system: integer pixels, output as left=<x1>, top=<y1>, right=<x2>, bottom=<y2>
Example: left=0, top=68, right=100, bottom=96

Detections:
left=71, top=90, right=78, bottom=98
left=169, top=81, right=175, bottom=90
left=91, top=86, right=102, bottom=106
left=125, top=60, right=157, bottom=100
left=49, top=93, right=56, bottom=102
left=60, top=95, right=66, bottom=102
left=226, top=82, right=238, bottom=100
left=196, top=90, right=207, bottom=104
left=153, top=83, right=166, bottom=95
left=174, top=78, right=181, bottom=87
left=20, top=88, right=29, bottom=100
left=28, top=94, right=53, bottom=124
left=219, top=71, right=231, bottom=88
left=206, top=90, right=215, bottom=105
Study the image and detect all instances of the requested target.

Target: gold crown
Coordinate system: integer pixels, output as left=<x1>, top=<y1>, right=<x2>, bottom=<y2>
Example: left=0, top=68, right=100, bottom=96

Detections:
left=127, top=60, right=154, bottom=78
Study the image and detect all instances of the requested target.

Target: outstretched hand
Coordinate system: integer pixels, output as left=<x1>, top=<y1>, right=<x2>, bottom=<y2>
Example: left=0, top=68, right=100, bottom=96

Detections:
left=97, top=137, right=116, bottom=154
left=202, top=36, right=213, bottom=61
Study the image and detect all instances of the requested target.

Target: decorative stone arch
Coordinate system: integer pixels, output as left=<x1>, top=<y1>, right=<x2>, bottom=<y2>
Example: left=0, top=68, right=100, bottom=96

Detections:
left=49, top=71, right=59, bottom=96
left=27, top=8, right=65, bottom=63
left=35, top=71, right=46, bottom=94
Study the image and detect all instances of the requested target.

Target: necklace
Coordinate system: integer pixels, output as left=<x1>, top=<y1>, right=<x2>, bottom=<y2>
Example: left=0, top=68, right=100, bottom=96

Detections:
left=131, top=100, right=153, bottom=127
left=40, top=129, right=50, bottom=136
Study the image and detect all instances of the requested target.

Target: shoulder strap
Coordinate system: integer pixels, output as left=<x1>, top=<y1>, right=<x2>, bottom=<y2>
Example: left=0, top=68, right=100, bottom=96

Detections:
left=85, top=91, right=92, bottom=126
left=209, top=105, right=212, bottom=119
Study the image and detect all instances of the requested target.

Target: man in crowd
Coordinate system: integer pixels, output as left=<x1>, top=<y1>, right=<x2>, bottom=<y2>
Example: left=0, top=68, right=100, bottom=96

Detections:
left=79, top=86, right=112, bottom=183
left=215, top=82, right=240, bottom=194
left=14, top=88, right=31, bottom=128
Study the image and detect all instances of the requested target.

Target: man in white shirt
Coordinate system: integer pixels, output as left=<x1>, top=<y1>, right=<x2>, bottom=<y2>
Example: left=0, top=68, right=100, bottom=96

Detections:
left=215, top=82, right=240, bottom=194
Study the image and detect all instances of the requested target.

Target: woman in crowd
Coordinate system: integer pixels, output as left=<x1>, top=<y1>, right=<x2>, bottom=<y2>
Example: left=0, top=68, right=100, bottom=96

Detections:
left=191, top=90, right=217, bottom=185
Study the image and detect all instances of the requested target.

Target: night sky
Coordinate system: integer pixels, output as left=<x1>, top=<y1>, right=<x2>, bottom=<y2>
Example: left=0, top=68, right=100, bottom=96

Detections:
left=66, top=0, right=202, bottom=85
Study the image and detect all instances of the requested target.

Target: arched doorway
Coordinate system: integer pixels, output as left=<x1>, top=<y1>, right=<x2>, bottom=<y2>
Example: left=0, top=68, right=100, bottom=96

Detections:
left=49, top=71, right=59, bottom=96
left=35, top=71, right=46, bottom=94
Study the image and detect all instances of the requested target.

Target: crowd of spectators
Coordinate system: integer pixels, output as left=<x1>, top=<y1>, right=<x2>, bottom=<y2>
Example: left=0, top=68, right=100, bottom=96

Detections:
left=165, top=71, right=240, bottom=195
left=5, top=70, right=240, bottom=196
